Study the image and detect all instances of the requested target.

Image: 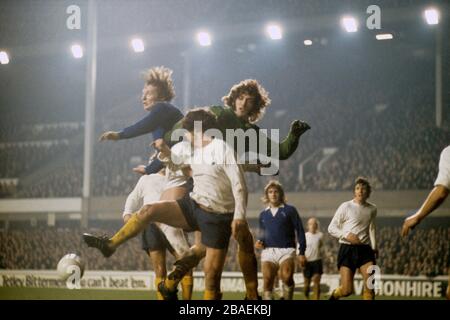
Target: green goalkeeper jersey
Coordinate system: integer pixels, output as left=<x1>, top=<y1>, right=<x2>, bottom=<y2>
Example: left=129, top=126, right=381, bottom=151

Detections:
left=163, top=105, right=300, bottom=161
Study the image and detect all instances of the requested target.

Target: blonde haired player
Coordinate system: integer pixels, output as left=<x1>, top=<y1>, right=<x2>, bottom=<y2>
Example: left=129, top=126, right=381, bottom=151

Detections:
left=255, top=180, right=306, bottom=300
left=303, top=217, right=324, bottom=300
left=328, top=177, right=378, bottom=300
left=401, top=145, right=450, bottom=300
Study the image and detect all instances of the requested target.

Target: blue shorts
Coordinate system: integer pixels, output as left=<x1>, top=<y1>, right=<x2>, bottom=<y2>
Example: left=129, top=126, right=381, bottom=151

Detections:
left=141, top=223, right=173, bottom=253
left=177, top=196, right=233, bottom=249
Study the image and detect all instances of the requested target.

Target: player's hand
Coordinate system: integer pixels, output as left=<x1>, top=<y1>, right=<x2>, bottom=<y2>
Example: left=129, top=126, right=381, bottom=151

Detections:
left=231, top=219, right=247, bottom=239
left=290, top=120, right=311, bottom=138
left=152, top=139, right=170, bottom=157
left=401, top=215, right=420, bottom=237
left=123, top=214, right=132, bottom=224
left=99, top=131, right=120, bottom=141
left=133, top=165, right=147, bottom=175
left=255, top=240, right=265, bottom=250
left=345, top=232, right=362, bottom=245
left=152, top=138, right=165, bottom=151
left=298, top=255, right=306, bottom=267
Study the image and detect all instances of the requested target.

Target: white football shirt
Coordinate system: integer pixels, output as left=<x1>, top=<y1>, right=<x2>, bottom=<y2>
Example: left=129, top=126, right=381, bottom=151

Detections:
left=304, top=231, right=323, bottom=262
left=328, top=200, right=377, bottom=250
left=434, top=146, right=450, bottom=190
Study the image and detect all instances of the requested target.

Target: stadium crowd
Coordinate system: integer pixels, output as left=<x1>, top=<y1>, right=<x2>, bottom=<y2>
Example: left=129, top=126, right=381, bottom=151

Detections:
left=1, top=223, right=448, bottom=276
left=0, top=30, right=448, bottom=198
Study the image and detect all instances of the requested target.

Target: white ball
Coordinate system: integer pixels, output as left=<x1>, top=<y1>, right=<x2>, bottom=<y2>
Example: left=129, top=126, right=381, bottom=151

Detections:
left=57, top=253, right=85, bottom=281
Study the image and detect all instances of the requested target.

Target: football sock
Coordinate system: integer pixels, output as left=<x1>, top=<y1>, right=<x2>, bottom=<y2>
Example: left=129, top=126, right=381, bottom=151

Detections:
left=282, top=284, right=294, bottom=300
left=363, top=288, right=375, bottom=300
left=312, top=284, right=320, bottom=300
left=204, top=290, right=221, bottom=300
left=155, top=277, right=164, bottom=300
left=332, top=287, right=343, bottom=299
left=181, top=275, right=193, bottom=300
left=304, top=284, right=310, bottom=299
left=109, top=213, right=147, bottom=248
left=164, top=278, right=179, bottom=292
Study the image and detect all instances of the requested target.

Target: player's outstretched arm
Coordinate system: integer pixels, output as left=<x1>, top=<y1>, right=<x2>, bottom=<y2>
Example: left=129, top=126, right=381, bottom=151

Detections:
left=117, top=103, right=171, bottom=140
left=401, top=185, right=449, bottom=237
left=257, top=120, right=311, bottom=161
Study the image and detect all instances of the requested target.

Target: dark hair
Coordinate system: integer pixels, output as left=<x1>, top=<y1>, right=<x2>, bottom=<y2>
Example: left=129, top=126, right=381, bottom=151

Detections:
left=221, top=79, right=271, bottom=124
left=261, top=180, right=286, bottom=204
left=353, top=176, right=372, bottom=195
left=181, top=108, right=218, bottom=133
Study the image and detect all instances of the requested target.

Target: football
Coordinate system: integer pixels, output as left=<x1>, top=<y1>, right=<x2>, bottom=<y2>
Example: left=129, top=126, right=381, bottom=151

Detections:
left=57, top=253, right=85, bottom=281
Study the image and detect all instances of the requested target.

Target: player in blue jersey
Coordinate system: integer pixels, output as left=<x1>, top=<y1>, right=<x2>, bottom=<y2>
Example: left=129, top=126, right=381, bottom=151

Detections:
left=99, top=66, right=184, bottom=174
left=255, top=180, right=306, bottom=300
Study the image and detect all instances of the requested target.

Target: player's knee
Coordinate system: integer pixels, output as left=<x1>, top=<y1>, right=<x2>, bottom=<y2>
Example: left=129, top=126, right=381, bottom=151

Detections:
left=236, top=230, right=254, bottom=253
left=138, top=204, right=154, bottom=221
left=312, top=275, right=321, bottom=284
left=280, top=273, right=293, bottom=285
left=263, top=273, right=274, bottom=285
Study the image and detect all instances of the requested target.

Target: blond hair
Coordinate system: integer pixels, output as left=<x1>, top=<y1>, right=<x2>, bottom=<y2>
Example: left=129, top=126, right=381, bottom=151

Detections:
left=261, top=180, right=286, bottom=204
left=142, top=66, right=175, bottom=102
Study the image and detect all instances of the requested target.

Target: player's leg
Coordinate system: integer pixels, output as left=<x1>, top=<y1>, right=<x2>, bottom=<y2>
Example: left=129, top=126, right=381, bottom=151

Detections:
left=141, top=223, right=169, bottom=300
left=279, top=256, right=295, bottom=300
left=233, top=222, right=259, bottom=300
left=163, top=241, right=206, bottom=297
left=180, top=269, right=194, bottom=300
left=311, top=259, right=323, bottom=300
left=311, top=273, right=321, bottom=300
left=158, top=224, right=196, bottom=299
left=83, top=201, right=191, bottom=257
left=160, top=185, right=187, bottom=201
left=203, top=247, right=227, bottom=300
left=111, top=201, right=191, bottom=247
left=148, top=250, right=167, bottom=300
left=303, top=261, right=312, bottom=299
left=262, top=261, right=278, bottom=300
left=303, top=276, right=311, bottom=299
left=330, top=266, right=354, bottom=299
left=359, top=261, right=376, bottom=300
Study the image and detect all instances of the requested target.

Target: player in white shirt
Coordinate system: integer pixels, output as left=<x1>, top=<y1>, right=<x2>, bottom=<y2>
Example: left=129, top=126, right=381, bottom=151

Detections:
left=122, top=169, right=194, bottom=300
left=328, top=177, right=378, bottom=300
left=401, top=145, right=450, bottom=300
left=303, top=217, right=324, bottom=300
left=84, top=108, right=248, bottom=300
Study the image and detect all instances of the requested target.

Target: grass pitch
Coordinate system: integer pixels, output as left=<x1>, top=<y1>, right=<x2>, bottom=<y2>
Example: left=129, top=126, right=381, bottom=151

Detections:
left=0, top=287, right=445, bottom=300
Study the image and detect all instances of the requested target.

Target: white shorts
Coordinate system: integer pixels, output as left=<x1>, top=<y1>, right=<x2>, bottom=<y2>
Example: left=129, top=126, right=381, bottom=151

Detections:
left=261, top=248, right=296, bottom=266
left=157, top=223, right=191, bottom=258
